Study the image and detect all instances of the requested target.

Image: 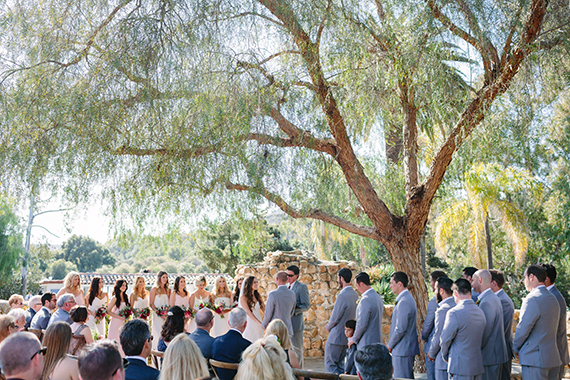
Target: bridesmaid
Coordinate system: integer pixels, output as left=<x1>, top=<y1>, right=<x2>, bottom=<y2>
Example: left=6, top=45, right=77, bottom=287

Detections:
left=211, top=276, right=232, bottom=337
left=57, top=272, right=85, bottom=306
left=188, top=276, right=212, bottom=333
left=130, top=276, right=150, bottom=319
left=150, top=271, right=171, bottom=350
left=107, top=279, right=130, bottom=343
left=170, top=276, right=190, bottom=330
left=85, top=276, right=108, bottom=337
left=231, top=276, right=244, bottom=306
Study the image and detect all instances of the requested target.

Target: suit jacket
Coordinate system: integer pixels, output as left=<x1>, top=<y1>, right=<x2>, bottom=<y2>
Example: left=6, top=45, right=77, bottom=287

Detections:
left=24, top=308, right=37, bottom=329
left=290, top=281, right=310, bottom=332
left=478, top=289, right=508, bottom=366
left=549, top=285, right=570, bottom=366
left=262, top=285, right=296, bottom=336
left=388, top=290, right=420, bottom=357
left=47, top=308, right=72, bottom=326
left=189, top=329, right=214, bottom=360
left=496, top=289, right=515, bottom=360
left=471, top=288, right=480, bottom=303
left=344, top=343, right=357, bottom=375
left=514, top=286, right=561, bottom=369
left=125, top=357, right=160, bottom=380
left=325, top=286, right=358, bottom=346
left=440, top=299, right=486, bottom=376
left=427, top=296, right=455, bottom=371
left=352, top=288, right=383, bottom=348
left=421, top=296, right=438, bottom=354
left=212, top=329, right=251, bottom=380
left=30, top=307, right=51, bottom=330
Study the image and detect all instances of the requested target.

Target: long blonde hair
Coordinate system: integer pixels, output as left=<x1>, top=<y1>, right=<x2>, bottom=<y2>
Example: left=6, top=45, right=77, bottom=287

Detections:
left=235, top=337, right=296, bottom=380
left=265, top=319, right=292, bottom=350
left=133, top=276, right=148, bottom=300
left=213, top=276, right=231, bottom=298
left=63, top=271, right=81, bottom=291
left=41, top=322, right=72, bottom=380
left=159, top=334, right=209, bottom=380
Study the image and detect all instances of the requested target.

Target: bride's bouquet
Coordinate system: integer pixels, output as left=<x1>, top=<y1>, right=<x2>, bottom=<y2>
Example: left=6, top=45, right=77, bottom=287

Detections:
left=119, top=306, right=135, bottom=321
left=94, top=307, right=107, bottom=324
left=134, top=307, right=151, bottom=321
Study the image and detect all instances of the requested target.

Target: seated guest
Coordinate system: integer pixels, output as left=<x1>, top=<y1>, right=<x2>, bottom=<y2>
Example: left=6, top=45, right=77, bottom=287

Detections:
left=0, top=315, right=18, bottom=344
left=8, top=294, right=24, bottom=309
left=159, top=334, right=209, bottom=380
left=235, top=336, right=296, bottom=380
left=48, top=293, right=77, bottom=326
left=25, top=295, right=43, bottom=328
left=189, top=308, right=215, bottom=360
left=212, top=307, right=252, bottom=380
left=120, top=319, right=160, bottom=380
left=158, top=306, right=188, bottom=352
left=78, top=340, right=127, bottom=380
left=354, top=343, right=393, bottom=380
left=70, top=306, right=94, bottom=346
left=41, top=322, right=80, bottom=380
left=264, top=319, right=301, bottom=371
left=0, top=331, right=45, bottom=380
left=7, top=308, right=26, bottom=331
left=30, top=292, right=56, bottom=330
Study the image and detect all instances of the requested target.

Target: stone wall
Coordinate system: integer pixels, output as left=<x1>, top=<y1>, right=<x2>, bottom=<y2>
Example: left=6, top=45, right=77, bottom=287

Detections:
left=235, top=251, right=359, bottom=357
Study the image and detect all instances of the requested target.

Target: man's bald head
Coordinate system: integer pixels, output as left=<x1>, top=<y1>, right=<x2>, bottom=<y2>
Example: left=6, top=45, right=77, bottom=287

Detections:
left=275, top=271, right=288, bottom=285
left=0, top=332, right=42, bottom=377
left=195, top=308, right=214, bottom=329
left=473, top=269, right=492, bottom=293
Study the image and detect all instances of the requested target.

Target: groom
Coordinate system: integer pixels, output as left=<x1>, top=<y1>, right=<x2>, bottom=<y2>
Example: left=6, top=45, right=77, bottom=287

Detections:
left=262, top=271, right=296, bottom=336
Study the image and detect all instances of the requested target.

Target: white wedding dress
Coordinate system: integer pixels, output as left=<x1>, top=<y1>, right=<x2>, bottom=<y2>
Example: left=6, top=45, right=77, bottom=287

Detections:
left=242, top=300, right=264, bottom=343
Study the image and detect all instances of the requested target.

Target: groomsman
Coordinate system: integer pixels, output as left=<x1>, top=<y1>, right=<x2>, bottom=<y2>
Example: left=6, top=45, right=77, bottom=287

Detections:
left=440, top=279, right=486, bottom=380
left=287, top=264, right=310, bottom=366
left=349, top=272, right=383, bottom=349
left=325, top=268, right=358, bottom=374
left=513, top=264, right=561, bottom=380
left=387, top=271, right=420, bottom=379
left=427, top=277, right=455, bottom=380
left=489, top=269, right=515, bottom=380
left=462, top=266, right=480, bottom=302
left=542, top=263, right=570, bottom=379
left=262, top=271, right=296, bottom=336
left=422, top=270, right=447, bottom=380
left=472, top=270, right=508, bottom=380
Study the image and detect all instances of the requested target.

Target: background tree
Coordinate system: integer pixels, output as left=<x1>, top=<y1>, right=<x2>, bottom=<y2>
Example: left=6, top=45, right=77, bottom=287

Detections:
left=58, top=235, right=116, bottom=272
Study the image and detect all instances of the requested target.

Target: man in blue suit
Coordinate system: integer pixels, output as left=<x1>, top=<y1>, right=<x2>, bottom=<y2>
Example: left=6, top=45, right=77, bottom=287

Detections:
left=30, top=292, right=56, bottom=330
left=212, top=307, right=251, bottom=380
left=120, top=319, right=160, bottom=380
left=189, top=308, right=215, bottom=360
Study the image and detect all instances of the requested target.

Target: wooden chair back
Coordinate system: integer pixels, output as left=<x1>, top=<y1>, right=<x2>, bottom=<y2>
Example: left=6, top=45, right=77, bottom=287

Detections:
left=292, top=368, right=340, bottom=379
left=209, top=359, right=239, bottom=379
left=151, top=350, right=164, bottom=370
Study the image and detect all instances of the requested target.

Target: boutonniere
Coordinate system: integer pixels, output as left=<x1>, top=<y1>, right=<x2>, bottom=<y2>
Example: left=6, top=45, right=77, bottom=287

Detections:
left=476, top=299, right=481, bottom=306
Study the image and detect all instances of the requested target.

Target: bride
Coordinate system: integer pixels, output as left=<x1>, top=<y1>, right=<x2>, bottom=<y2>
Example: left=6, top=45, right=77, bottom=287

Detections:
left=239, top=275, right=265, bottom=342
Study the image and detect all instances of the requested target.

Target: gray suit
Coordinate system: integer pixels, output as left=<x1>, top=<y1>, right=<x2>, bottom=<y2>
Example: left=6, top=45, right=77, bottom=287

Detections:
left=427, top=297, right=456, bottom=380
left=47, top=308, right=72, bottom=326
left=388, top=289, right=420, bottom=379
left=478, top=289, right=508, bottom=380
left=352, top=288, right=383, bottom=349
left=440, top=299, right=486, bottom=379
left=549, top=285, right=570, bottom=380
left=325, top=286, right=358, bottom=374
left=513, top=286, right=561, bottom=380
left=496, top=289, right=514, bottom=380
left=422, top=296, right=438, bottom=380
left=30, top=307, right=51, bottom=330
left=290, top=281, right=310, bottom=365
left=262, top=285, right=296, bottom=336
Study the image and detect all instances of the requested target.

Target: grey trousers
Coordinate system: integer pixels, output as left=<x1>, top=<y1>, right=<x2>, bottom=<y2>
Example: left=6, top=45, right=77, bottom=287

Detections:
left=393, top=355, right=415, bottom=379
left=483, top=364, right=500, bottom=380
left=557, top=364, right=565, bottom=380
left=436, top=369, right=448, bottom=380
left=499, top=360, right=511, bottom=380
left=324, top=341, right=346, bottom=374
left=426, top=354, right=436, bottom=380
left=521, top=365, right=559, bottom=380
left=448, top=374, right=483, bottom=380
left=292, top=330, right=304, bottom=367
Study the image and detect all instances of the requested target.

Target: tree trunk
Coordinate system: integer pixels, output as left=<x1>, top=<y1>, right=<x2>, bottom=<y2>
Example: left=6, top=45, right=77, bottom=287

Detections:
left=385, top=122, right=403, bottom=165
left=420, top=234, right=426, bottom=276
left=485, top=213, right=493, bottom=269
left=21, top=195, right=35, bottom=295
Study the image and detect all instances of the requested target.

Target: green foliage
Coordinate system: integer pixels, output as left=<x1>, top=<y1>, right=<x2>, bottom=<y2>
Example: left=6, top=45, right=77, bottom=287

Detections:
left=0, top=197, right=24, bottom=278
left=50, top=259, right=77, bottom=280
left=58, top=235, right=116, bottom=272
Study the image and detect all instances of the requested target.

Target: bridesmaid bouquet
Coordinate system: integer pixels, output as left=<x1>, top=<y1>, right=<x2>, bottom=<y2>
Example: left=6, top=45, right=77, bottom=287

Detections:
left=156, top=305, right=170, bottom=317
left=212, top=301, right=226, bottom=318
left=198, top=301, right=211, bottom=310
left=94, top=307, right=107, bottom=324
left=182, top=305, right=195, bottom=319
left=118, top=306, right=135, bottom=320
left=134, top=307, right=151, bottom=320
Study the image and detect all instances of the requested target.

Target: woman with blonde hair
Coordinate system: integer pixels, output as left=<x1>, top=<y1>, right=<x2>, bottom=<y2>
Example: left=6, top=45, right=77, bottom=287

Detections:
left=8, top=294, right=24, bottom=309
left=85, top=276, right=108, bottom=336
left=239, top=275, right=265, bottom=342
left=265, top=319, right=301, bottom=371
left=159, top=334, right=209, bottom=380
left=235, top=336, right=296, bottom=380
left=130, top=275, right=150, bottom=318
left=41, top=322, right=80, bottom=380
left=57, top=272, right=85, bottom=306
left=211, top=276, right=232, bottom=337
left=0, top=315, right=17, bottom=343
left=150, top=271, right=170, bottom=349
left=188, top=275, right=211, bottom=332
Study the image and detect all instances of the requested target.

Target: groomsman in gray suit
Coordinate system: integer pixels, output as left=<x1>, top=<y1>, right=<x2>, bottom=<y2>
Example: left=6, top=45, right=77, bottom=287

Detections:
left=262, top=271, right=296, bottom=336
left=387, top=271, right=420, bottom=379
left=542, top=263, right=569, bottom=380
left=427, top=277, right=456, bottom=380
left=472, top=270, right=508, bottom=380
left=325, top=268, right=358, bottom=374
left=514, top=264, right=561, bottom=380
left=462, top=266, right=480, bottom=302
left=422, top=270, right=447, bottom=380
left=440, top=278, right=486, bottom=380
left=490, top=269, right=515, bottom=380
left=287, top=264, right=311, bottom=366
left=349, top=272, right=383, bottom=350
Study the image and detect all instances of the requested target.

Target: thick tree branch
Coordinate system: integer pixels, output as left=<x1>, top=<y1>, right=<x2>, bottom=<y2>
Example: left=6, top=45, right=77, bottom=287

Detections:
left=225, top=182, right=380, bottom=240
left=399, top=80, right=419, bottom=196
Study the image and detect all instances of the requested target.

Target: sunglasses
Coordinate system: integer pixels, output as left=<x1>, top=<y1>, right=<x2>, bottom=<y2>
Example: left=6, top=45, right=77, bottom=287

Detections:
left=112, top=358, right=130, bottom=376
left=286, top=274, right=297, bottom=277
left=147, top=335, right=154, bottom=342
left=30, top=347, right=47, bottom=361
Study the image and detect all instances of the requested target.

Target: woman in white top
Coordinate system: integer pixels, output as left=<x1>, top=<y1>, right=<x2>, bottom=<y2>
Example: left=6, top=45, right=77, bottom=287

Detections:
left=239, top=275, right=265, bottom=342
left=107, top=279, right=130, bottom=343
left=57, top=272, right=85, bottom=307
left=84, top=276, right=108, bottom=337
left=211, top=276, right=232, bottom=337
left=170, top=276, right=190, bottom=330
left=70, top=306, right=94, bottom=346
left=130, top=276, right=150, bottom=317
left=150, top=271, right=171, bottom=350
left=188, top=275, right=212, bottom=333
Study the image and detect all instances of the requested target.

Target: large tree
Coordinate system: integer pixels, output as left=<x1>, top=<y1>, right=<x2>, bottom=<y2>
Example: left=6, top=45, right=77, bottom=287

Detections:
left=0, top=0, right=568, bottom=330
